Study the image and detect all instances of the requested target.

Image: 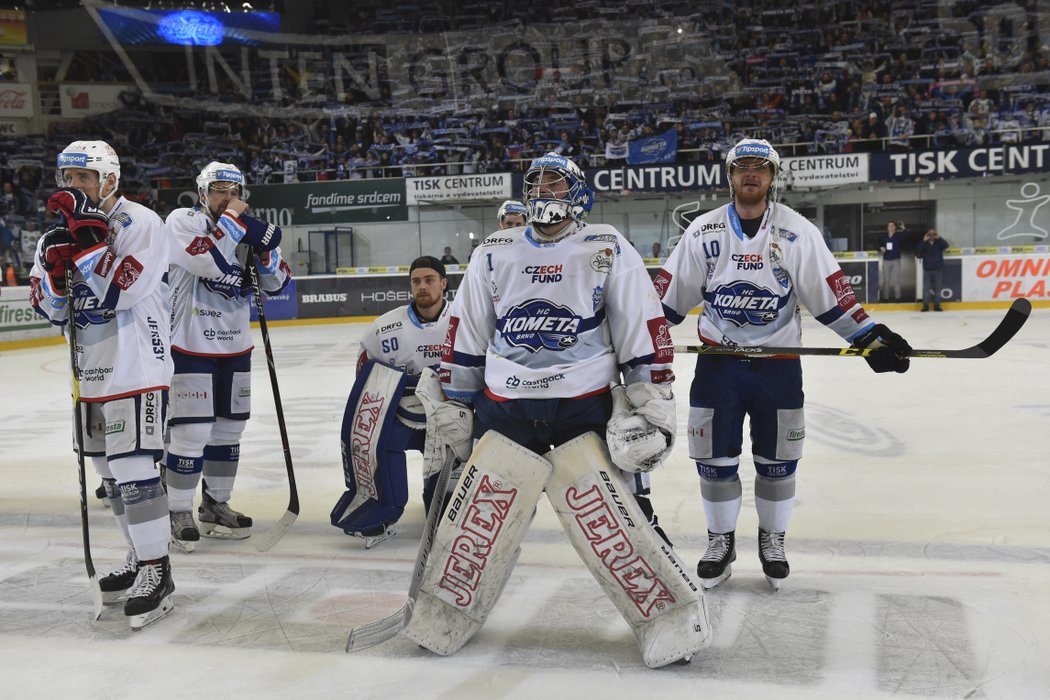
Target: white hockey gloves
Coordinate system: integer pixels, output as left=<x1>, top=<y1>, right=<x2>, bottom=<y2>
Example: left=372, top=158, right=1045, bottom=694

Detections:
left=606, top=382, right=676, bottom=473
left=415, top=368, right=474, bottom=478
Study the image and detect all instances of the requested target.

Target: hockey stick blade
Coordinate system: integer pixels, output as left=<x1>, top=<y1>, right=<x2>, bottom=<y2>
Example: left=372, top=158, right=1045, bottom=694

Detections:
left=674, top=298, right=1032, bottom=359
left=253, top=509, right=298, bottom=553
left=346, top=447, right=457, bottom=652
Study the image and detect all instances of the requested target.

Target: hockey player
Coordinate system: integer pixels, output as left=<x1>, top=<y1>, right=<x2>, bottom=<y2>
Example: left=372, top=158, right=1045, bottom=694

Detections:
left=330, top=255, right=455, bottom=547
left=399, top=153, right=708, bottom=667
left=163, top=162, right=290, bottom=552
left=496, top=199, right=527, bottom=229
left=655, top=138, right=912, bottom=591
left=30, top=140, right=175, bottom=628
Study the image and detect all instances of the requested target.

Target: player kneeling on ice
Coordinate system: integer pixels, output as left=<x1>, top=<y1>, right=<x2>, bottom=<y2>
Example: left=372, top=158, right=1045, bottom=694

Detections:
left=393, top=153, right=710, bottom=668
left=330, top=256, right=461, bottom=548
left=163, top=162, right=291, bottom=552
left=655, top=138, right=911, bottom=592
left=31, top=141, right=176, bottom=628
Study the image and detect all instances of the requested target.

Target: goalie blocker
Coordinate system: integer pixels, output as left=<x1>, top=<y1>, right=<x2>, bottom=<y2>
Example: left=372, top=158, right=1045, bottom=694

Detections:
left=402, top=431, right=710, bottom=668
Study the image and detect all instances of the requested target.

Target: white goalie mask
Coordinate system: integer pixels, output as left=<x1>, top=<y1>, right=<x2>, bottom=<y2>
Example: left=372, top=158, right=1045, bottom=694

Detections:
left=523, top=153, right=594, bottom=230
left=55, top=140, right=122, bottom=204
left=725, top=138, right=781, bottom=203
left=196, top=161, right=245, bottom=204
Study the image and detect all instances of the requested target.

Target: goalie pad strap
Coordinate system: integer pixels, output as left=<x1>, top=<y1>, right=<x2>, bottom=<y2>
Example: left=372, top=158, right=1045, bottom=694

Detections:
left=331, top=360, right=412, bottom=533
left=402, top=431, right=552, bottom=655
left=545, top=432, right=711, bottom=668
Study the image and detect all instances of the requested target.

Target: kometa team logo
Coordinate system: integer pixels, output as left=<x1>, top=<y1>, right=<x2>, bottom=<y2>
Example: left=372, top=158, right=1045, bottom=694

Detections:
left=203, top=266, right=247, bottom=300
left=500, top=299, right=581, bottom=352
left=709, top=281, right=782, bottom=326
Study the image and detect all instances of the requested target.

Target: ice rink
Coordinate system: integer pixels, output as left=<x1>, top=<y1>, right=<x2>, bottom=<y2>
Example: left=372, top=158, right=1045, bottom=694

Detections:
left=1, top=306, right=1048, bottom=699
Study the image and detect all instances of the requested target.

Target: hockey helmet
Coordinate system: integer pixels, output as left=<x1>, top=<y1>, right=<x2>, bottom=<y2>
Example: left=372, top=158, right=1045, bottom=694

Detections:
left=196, top=161, right=245, bottom=202
left=523, top=152, right=594, bottom=226
left=497, top=199, right=527, bottom=227
left=725, top=138, right=781, bottom=203
left=55, top=140, right=121, bottom=202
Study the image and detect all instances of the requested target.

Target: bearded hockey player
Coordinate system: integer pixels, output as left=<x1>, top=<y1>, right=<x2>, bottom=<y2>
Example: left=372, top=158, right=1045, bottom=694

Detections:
left=163, top=162, right=291, bottom=552
left=655, top=138, right=911, bottom=591
left=330, top=255, right=459, bottom=548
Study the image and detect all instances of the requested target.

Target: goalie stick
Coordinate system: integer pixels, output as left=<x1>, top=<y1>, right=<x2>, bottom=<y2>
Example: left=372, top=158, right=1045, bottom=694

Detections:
left=345, top=446, right=457, bottom=652
left=674, top=298, right=1031, bottom=359
left=66, top=268, right=104, bottom=620
left=247, top=251, right=299, bottom=552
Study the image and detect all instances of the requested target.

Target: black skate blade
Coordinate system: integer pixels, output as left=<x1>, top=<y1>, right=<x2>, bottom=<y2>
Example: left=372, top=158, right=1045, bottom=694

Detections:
left=170, top=536, right=196, bottom=553
left=129, top=596, right=174, bottom=630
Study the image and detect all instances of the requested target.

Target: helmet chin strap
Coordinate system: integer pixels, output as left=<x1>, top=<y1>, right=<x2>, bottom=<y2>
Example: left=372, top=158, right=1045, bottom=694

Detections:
left=98, top=176, right=119, bottom=211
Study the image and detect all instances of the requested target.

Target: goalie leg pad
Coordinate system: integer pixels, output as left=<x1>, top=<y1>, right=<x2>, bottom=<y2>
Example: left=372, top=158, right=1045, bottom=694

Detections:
left=545, top=432, right=711, bottom=669
left=331, top=361, right=412, bottom=534
left=402, top=431, right=553, bottom=656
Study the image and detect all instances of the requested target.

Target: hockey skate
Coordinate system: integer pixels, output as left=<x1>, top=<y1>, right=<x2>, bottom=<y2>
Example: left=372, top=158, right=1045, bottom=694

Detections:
left=697, top=530, right=736, bottom=590
left=758, top=528, right=790, bottom=591
left=170, top=510, right=200, bottom=553
left=125, top=556, right=175, bottom=630
left=346, top=523, right=398, bottom=549
left=198, top=491, right=252, bottom=540
left=99, top=548, right=139, bottom=604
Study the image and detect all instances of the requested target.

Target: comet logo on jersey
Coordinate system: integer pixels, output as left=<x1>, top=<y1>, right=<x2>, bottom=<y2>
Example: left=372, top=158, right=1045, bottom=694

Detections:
left=500, top=300, right=581, bottom=352
left=72, top=281, right=114, bottom=328
left=202, top=266, right=247, bottom=300
left=709, top=281, right=783, bottom=326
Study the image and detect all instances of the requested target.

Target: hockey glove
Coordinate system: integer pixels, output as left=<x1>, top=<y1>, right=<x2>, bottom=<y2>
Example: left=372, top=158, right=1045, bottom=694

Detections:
left=237, top=213, right=282, bottom=252
left=606, top=382, right=676, bottom=472
left=38, top=226, right=78, bottom=294
left=416, top=367, right=474, bottom=478
left=853, top=323, right=912, bottom=374
left=46, top=188, right=109, bottom=250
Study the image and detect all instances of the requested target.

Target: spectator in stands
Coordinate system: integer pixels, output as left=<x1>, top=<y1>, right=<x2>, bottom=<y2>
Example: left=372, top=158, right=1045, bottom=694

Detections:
left=860, top=112, right=887, bottom=151
left=886, top=105, right=914, bottom=149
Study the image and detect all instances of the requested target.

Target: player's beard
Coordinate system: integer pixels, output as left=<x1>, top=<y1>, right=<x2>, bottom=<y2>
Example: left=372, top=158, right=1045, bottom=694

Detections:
left=414, top=290, right=441, bottom=317
left=734, top=182, right=769, bottom=210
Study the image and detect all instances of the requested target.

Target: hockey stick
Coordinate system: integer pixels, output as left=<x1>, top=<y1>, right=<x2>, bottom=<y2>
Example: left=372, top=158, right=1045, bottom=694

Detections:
left=246, top=250, right=299, bottom=552
left=674, top=298, right=1032, bottom=359
left=65, top=268, right=104, bottom=620
left=346, top=446, right=457, bottom=652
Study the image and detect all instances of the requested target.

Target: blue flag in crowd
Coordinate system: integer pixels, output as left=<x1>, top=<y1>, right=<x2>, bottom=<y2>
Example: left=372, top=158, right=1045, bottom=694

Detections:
left=627, top=128, right=678, bottom=165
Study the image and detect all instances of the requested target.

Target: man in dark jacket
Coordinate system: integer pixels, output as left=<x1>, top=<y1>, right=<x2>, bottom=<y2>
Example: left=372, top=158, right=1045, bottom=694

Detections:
left=916, top=227, right=949, bottom=311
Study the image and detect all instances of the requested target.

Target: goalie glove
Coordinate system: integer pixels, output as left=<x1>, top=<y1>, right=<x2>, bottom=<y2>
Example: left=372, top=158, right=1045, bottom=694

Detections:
left=606, top=382, right=676, bottom=473
left=415, top=367, right=474, bottom=478
left=852, top=323, right=912, bottom=374
left=46, top=188, right=109, bottom=250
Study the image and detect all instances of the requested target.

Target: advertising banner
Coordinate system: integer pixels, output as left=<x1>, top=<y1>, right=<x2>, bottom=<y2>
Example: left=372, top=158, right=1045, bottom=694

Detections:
left=296, top=274, right=464, bottom=319
left=59, top=84, right=134, bottom=118
left=406, top=173, right=511, bottom=205
left=962, top=254, right=1050, bottom=301
left=872, top=144, right=1050, bottom=181
left=248, top=279, right=298, bottom=322
left=838, top=260, right=879, bottom=304
left=782, top=154, right=869, bottom=189
left=588, top=163, right=723, bottom=194
left=157, top=178, right=408, bottom=226
left=0, top=9, right=27, bottom=46
left=0, top=287, right=57, bottom=340
left=0, top=83, right=33, bottom=118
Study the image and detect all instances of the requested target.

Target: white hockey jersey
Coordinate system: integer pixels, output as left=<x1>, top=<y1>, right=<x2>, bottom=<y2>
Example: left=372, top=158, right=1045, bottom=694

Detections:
left=29, top=196, right=173, bottom=402
left=166, top=205, right=292, bottom=356
left=441, top=222, right=674, bottom=402
left=656, top=202, right=874, bottom=347
left=358, top=300, right=451, bottom=376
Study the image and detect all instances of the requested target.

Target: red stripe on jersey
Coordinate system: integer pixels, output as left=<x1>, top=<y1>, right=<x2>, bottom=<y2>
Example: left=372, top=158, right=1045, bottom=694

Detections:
left=646, top=317, right=674, bottom=363
left=653, top=268, right=672, bottom=299
left=825, top=269, right=857, bottom=312
left=441, top=315, right=460, bottom=363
